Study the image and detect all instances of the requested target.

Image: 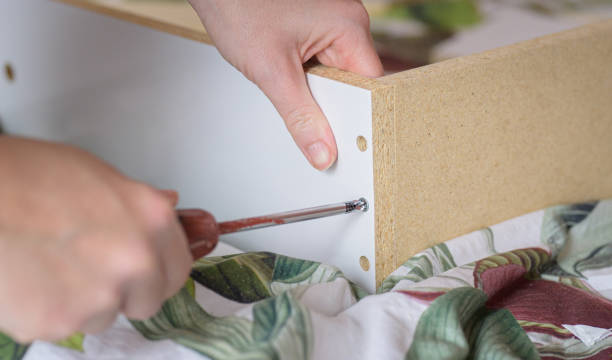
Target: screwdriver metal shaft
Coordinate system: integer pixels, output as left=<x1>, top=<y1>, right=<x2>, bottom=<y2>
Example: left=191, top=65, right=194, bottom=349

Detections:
left=178, top=198, right=369, bottom=260
left=217, top=198, right=369, bottom=234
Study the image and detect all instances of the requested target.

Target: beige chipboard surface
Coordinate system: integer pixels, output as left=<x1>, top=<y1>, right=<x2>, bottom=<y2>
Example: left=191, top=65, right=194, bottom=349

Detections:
left=372, top=20, right=612, bottom=280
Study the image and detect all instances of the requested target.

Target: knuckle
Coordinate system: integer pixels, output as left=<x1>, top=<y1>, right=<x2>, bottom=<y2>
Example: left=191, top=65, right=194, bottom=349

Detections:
left=343, top=1, right=370, bottom=27
left=248, top=61, right=280, bottom=89
left=126, top=249, right=157, bottom=279
left=135, top=186, right=175, bottom=229
left=109, top=241, right=157, bottom=280
left=285, top=105, right=319, bottom=135
left=246, top=51, right=296, bottom=92
left=333, top=3, right=371, bottom=39
left=353, top=4, right=371, bottom=29
left=129, top=182, right=173, bottom=223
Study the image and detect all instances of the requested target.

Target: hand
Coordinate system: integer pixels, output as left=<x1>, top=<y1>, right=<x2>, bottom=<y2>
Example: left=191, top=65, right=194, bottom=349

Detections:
left=188, top=0, right=383, bottom=170
left=0, top=136, right=192, bottom=342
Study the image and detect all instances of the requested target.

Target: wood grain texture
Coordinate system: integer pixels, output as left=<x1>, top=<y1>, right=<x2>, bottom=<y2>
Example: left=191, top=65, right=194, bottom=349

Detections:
left=376, top=20, right=612, bottom=267
left=52, top=0, right=212, bottom=43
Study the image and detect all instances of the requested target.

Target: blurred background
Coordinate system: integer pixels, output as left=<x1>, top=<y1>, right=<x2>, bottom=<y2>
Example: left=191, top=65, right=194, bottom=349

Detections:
left=366, top=0, right=612, bottom=72
left=82, top=0, right=612, bottom=73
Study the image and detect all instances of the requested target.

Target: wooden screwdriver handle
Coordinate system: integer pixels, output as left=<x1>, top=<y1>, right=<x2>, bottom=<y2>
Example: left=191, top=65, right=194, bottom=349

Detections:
left=177, top=209, right=219, bottom=260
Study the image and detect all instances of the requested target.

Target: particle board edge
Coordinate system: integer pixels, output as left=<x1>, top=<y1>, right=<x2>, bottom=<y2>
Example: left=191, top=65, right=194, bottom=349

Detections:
left=383, top=19, right=612, bottom=267
left=371, top=84, right=398, bottom=288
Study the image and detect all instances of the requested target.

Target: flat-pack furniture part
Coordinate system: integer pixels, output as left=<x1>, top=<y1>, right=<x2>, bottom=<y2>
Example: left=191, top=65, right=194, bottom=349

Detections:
left=1, top=0, right=611, bottom=292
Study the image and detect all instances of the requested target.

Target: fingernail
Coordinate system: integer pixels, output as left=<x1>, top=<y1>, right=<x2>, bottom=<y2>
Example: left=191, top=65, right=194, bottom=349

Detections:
left=306, top=141, right=332, bottom=170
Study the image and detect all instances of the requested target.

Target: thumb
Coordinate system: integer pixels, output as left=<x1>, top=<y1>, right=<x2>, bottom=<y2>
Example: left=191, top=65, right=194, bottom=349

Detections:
left=254, top=57, right=338, bottom=171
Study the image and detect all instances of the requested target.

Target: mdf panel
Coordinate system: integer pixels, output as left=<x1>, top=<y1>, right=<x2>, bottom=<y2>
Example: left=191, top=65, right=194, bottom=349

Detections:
left=0, top=0, right=378, bottom=292
left=378, top=20, right=612, bottom=267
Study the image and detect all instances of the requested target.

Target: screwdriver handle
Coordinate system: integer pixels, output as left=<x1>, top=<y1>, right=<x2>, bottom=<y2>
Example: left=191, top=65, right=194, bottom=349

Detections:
left=177, top=209, right=219, bottom=260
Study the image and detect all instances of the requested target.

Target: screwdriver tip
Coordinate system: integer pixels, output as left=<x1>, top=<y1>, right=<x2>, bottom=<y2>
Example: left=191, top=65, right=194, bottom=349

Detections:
left=347, top=198, right=369, bottom=213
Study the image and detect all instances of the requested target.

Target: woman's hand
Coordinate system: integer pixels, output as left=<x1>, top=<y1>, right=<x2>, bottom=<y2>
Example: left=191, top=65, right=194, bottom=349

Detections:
left=0, top=136, right=192, bottom=342
left=188, top=0, right=383, bottom=170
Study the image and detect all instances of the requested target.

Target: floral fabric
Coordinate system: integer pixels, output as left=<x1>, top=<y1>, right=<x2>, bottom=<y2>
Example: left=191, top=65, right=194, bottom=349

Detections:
left=5, top=200, right=612, bottom=359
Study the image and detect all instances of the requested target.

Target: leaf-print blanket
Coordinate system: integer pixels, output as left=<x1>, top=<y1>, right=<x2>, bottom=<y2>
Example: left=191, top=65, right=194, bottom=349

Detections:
left=5, top=199, right=612, bottom=360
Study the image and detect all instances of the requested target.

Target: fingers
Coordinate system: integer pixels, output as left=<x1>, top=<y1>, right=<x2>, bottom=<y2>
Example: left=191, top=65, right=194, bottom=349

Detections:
left=1, top=255, right=123, bottom=342
left=245, top=2, right=381, bottom=171
left=73, top=187, right=192, bottom=331
left=80, top=311, right=118, bottom=334
left=153, top=188, right=194, bottom=296
left=254, top=56, right=338, bottom=170
left=156, top=215, right=193, bottom=299
left=330, top=34, right=384, bottom=78
left=120, top=186, right=192, bottom=318
left=78, top=289, right=121, bottom=334
left=316, top=7, right=383, bottom=78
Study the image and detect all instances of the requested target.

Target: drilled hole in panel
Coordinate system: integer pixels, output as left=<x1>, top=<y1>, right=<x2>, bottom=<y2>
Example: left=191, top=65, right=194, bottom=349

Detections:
left=4, top=63, right=14, bottom=82
left=359, top=256, right=370, bottom=271
left=356, top=136, right=367, bottom=152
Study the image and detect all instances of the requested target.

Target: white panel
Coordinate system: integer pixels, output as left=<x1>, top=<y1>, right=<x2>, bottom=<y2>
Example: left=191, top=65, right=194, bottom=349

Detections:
left=0, top=0, right=376, bottom=292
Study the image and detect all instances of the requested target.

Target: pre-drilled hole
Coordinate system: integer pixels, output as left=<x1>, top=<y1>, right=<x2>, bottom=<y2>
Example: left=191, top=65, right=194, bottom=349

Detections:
left=359, top=256, right=370, bottom=271
left=4, top=63, right=15, bottom=82
left=356, top=136, right=367, bottom=152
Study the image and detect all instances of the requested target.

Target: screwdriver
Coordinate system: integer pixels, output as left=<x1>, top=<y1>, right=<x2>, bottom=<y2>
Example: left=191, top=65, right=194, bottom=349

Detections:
left=177, top=198, right=368, bottom=259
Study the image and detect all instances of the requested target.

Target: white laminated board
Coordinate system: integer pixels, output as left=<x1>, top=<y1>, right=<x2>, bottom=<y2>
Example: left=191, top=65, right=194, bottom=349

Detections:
left=0, top=0, right=377, bottom=292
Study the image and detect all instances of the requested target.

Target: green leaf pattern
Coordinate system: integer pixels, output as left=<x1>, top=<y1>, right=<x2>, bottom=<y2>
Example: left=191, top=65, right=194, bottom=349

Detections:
left=405, top=287, right=539, bottom=360
left=131, top=285, right=312, bottom=360
left=55, top=332, right=84, bottom=352
left=535, top=332, right=612, bottom=359
left=190, top=252, right=276, bottom=303
left=3, top=200, right=612, bottom=359
left=131, top=286, right=264, bottom=359
left=380, top=243, right=457, bottom=293
left=0, top=333, right=27, bottom=360
left=473, top=248, right=550, bottom=289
